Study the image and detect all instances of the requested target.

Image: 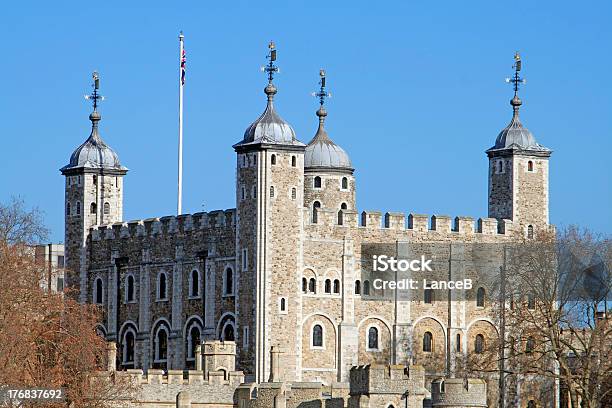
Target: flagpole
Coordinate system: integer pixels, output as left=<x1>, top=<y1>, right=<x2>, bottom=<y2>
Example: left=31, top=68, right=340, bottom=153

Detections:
left=177, top=32, right=184, bottom=215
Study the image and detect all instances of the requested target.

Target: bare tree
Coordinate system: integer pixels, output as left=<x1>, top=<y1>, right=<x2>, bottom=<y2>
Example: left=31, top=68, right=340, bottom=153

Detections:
left=463, top=227, right=611, bottom=408
left=0, top=199, right=133, bottom=407
left=0, top=197, right=49, bottom=245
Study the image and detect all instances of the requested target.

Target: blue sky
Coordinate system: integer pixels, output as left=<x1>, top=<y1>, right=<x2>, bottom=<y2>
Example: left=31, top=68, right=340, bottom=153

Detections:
left=1, top=1, right=610, bottom=242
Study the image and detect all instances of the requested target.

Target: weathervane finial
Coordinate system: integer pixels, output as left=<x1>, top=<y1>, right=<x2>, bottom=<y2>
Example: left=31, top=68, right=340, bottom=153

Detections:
left=312, top=69, right=331, bottom=123
left=505, top=52, right=526, bottom=116
left=84, top=71, right=105, bottom=112
left=263, top=41, right=279, bottom=83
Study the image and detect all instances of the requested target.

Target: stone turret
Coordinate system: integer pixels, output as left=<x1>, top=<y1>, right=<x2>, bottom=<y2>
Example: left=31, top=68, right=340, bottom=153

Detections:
left=431, top=378, right=488, bottom=408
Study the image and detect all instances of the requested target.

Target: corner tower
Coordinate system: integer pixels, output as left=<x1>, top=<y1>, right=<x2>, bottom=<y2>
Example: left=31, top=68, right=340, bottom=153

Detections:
left=487, top=53, right=551, bottom=235
left=233, top=43, right=306, bottom=382
left=60, top=72, right=127, bottom=301
left=304, top=70, right=355, bottom=225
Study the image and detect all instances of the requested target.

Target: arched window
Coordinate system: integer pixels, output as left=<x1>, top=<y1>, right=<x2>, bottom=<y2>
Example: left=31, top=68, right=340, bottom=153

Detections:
left=280, top=297, right=286, bottom=312
left=363, top=280, right=370, bottom=296
left=76, top=201, right=81, bottom=215
left=155, top=327, right=168, bottom=364
left=291, top=187, right=296, bottom=200
left=158, top=272, right=167, bottom=300
left=314, top=176, right=322, bottom=188
left=312, top=201, right=321, bottom=224
left=223, top=324, right=235, bottom=341
left=354, top=280, right=361, bottom=295
left=526, top=337, right=535, bottom=353
left=94, top=278, right=103, bottom=304
left=337, top=210, right=343, bottom=225
left=527, top=161, right=534, bottom=172
left=367, top=327, right=379, bottom=350
left=309, top=278, right=316, bottom=293
left=126, top=275, right=135, bottom=302
left=324, top=279, right=331, bottom=294
left=341, top=177, right=348, bottom=189
left=527, top=292, right=535, bottom=310
left=475, top=334, right=485, bottom=354
left=527, top=225, right=534, bottom=239
left=103, top=202, right=110, bottom=215
left=302, top=277, right=308, bottom=293
left=187, top=326, right=201, bottom=360
left=224, top=268, right=234, bottom=295
left=270, top=186, right=275, bottom=198
left=122, top=330, right=135, bottom=366
left=456, top=333, right=461, bottom=352
left=423, top=332, right=433, bottom=352
left=312, top=324, right=323, bottom=347
left=476, top=287, right=485, bottom=307
left=66, top=202, right=71, bottom=216
left=341, top=203, right=347, bottom=210
left=271, top=154, right=276, bottom=165
left=333, top=279, right=340, bottom=294
left=190, top=269, right=199, bottom=297
left=424, top=287, right=434, bottom=304
left=291, top=156, right=296, bottom=167
left=90, top=202, right=97, bottom=214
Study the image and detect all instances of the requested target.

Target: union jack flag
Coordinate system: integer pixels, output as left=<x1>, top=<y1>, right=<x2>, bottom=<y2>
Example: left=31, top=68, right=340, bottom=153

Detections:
left=181, top=49, right=186, bottom=86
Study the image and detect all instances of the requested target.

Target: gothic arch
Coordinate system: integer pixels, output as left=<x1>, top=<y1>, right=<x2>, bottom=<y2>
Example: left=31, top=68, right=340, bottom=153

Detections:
left=357, top=317, right=392, bottom=365
left=216, top=312, right=236, bottom=341
left=301, top=313, right=337, bottom=373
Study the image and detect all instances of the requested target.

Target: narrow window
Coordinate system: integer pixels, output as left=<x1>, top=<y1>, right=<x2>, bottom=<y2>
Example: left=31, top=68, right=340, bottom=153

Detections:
left=76, top=201, right=81, bottom=215
left=309, top=278, right=316, bottom=293
left=527, top=225, right=534, bottom=239
left=270, top=186, right=275, bottom=198
left=423, top=332, right=433, bottom=352
left=188, top=326, right=200, bottom=359
left=66, top=202, right=71, bottom=216
left=291, top=156, right=296, bottom=167
left=456, top=333, right=461, bottom=352
left=223, top=324, right=235, bottom=341
left=528, top=160, right=534, bottom=172
left=94, top=278, right=103, bottom=304
left=342, top=177, right=348, bottom=189
left=126, top=275, right=134, bottom=302
left=271, top=154, right=276, bottom=165
left=243, top=326, right=249, bottom=348
left=90, top=202, right=97, bottom=214
left=93, top=175, right=97, bottom=185
left=191, top=269, right=199, bottom=297
left=337, top=210, right=343, bottom=225
left=302, top=277, right=308, bottom=293
left=476, top=287, right=485, bottom=307
left=475, top=334, right=485, bottom=354
left=158, top=272, right=167, bottom=300
left=291, top=188, right=296, bottom=200
left=363, top=280, right=370, bottom=296
left=497, top=160, right=503, bottom=173
left=314, top=176, right=322, bottom=188
left=280, top=297, right=286, bottom=312
left=156, top=328, right=168, bottom=361
left=241, top=187, right=246, bottom=200
left=333, top=279, right=340, bottom=294
left=354, top=280, right=361, bottom=295
left=224, top=268, right=233, bottom=295
left=312, top=201, right=321, bottom=224
left=243, top=155, right=246, bottom=167
left=324, top=279, right=331, bottom=294
left=123, top=330, right=135, bottom=364
left=368, top=327, right=379, bottom=350
left=312, top=324, right=323, bottom=347
left=104, top=202, right=110, bottom=215
left=57, top=255, right=64, bottom=268
left=252, top=185, right=257, bottom=198
left=56, top=277, right=64, bottom=292
left=527, top=292, right=535, bottom=310
left=526, top=337, right=535, bottom=353
left=242, top=248, right=248, bottom=270
left=424, top=287, right=434, bottom=304
left=253, top=155, right=257, bottom=165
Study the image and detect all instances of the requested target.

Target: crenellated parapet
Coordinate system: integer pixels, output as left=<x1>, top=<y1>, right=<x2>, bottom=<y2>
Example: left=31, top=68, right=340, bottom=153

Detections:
left=110, top=367, right=244, bottom=387
left=305, top=207, right=517, bottom=237
left=349, top=364, right=426, bottom=396
left=431, top=378, right=488, bottom=407
left=89, top=209, right=236, bottom=242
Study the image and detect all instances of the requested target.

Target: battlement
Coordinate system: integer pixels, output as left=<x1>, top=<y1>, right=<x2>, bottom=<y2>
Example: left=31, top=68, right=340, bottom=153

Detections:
left=431, top=378, right=488, bottom=407
left=105, top=367, right=244, bottom=386
left=306, top=207, right=516, bottom=237
left=89, top=209, right=236, bottom=241
left=349, top=364, right=426, bottom=395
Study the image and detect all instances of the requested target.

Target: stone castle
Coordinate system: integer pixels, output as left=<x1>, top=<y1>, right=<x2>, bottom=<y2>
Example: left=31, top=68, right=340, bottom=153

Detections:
left=61, top=46, right=552, bottom=407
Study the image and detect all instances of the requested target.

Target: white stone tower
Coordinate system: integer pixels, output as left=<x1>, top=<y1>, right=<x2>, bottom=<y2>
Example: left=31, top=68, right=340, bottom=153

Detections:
left=60, top=72, right=127, bottom=302
left=304, top=70, right=355, bottom=226
left=487, top=53, right=551, bottom=236
left=233, top=42, right=306, bottom=382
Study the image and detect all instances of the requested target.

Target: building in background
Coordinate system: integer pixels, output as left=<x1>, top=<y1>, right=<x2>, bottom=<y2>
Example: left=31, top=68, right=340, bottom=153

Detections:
left=33, top=243, right=65, bottom=293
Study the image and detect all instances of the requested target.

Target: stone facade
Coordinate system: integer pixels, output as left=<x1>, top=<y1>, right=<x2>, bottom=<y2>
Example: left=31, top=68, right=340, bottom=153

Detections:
left=62, top=56, right=553, bottom=407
